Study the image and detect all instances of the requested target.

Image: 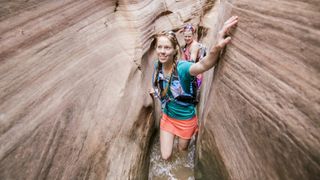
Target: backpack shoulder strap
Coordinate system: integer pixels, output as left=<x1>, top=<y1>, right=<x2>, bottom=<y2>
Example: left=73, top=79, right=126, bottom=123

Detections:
left=152, top=60, right=162, bottom=99
left=197, top=43, right=207, bottom=60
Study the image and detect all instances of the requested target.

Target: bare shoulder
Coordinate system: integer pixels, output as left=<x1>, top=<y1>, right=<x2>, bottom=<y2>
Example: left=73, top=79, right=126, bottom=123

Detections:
left=190, top=41, right=200, bottom=51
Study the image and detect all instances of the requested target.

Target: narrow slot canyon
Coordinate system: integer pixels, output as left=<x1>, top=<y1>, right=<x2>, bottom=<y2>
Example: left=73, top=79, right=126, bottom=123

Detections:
left=0, top=0, right=319, bottom=180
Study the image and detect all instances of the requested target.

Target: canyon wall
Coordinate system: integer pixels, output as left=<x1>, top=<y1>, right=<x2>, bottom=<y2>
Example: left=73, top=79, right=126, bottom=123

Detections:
left=196, top=0, right=320, bottom=179
left=0, top=0, right=208, bottom=179
left=1, top=0, right=319, bottom=179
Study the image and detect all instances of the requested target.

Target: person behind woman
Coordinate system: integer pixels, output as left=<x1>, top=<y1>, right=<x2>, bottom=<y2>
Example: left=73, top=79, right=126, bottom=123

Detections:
left=182, top=24, right=201, bottom=63
left=151, top=16, right=238, bottom=160
left=182, top=24, right=208, bottom=88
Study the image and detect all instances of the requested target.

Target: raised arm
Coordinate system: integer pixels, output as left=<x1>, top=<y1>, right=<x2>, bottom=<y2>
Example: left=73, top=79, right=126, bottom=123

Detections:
left=189, top=16, right=238, bottom=76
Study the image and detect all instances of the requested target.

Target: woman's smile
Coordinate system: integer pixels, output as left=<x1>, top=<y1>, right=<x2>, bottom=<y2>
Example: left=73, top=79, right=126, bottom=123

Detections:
left=156, top=36, right=176, bottom=63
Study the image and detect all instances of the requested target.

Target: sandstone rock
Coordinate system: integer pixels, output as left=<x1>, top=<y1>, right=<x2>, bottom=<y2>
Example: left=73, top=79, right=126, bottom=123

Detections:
left=196, top=0, right=320, bottom=179
left=0, top=0, right=207, bottom=179
left=1, top=0, right=319, bottom=179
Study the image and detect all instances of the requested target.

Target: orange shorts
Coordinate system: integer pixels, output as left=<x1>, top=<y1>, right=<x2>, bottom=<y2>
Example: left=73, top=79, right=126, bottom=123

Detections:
left=160, top=113, right=198, bottom=139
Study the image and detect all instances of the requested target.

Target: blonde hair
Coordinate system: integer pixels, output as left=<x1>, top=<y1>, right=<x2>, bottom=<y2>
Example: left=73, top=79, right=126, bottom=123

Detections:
left=153, top=31, right=182, bottom=98
left=155, top=31, right=182, bottom=61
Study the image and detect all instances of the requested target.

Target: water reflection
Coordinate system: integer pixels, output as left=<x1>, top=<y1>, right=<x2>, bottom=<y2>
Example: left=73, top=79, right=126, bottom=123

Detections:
left=148, top=133, right=196, bottom=180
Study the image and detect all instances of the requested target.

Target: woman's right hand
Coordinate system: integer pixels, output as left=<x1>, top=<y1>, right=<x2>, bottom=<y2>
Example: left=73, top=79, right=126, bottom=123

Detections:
left=216, top=16, right=239, bottom=50
left=189, top=15, right=239, bottom=76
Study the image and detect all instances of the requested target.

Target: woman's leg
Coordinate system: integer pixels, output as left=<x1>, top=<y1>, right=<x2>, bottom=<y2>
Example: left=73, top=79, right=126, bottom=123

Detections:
left=178, top=138, right=190, bottom=151
left=160, top=129, right=175, bottom=160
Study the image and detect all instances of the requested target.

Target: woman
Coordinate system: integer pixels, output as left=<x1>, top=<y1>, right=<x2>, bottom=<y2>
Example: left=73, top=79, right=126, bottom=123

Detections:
left=182, top=24, right=206, bottom=88
left=151, top=16, right=238, bottom=160
left=182, top=24, right=201, bottom=62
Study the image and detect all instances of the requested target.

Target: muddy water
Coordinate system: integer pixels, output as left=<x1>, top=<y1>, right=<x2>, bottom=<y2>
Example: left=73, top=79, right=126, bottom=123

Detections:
left=148, top=133, right=196, bottom=180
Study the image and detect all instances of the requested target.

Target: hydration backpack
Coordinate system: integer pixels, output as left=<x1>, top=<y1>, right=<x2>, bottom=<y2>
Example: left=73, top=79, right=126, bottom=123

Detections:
left=183, top=43, right=207, bottom=63
left=152, top=61, right=198, bottom=107
left=182, top=43, right=207, bottom=102
left=198, top=43, right=207, bottom=61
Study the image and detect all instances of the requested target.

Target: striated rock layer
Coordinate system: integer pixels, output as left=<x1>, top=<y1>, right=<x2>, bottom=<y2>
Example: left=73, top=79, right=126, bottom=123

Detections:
left=1, top=0, right=319, bottom=179
left=0, top=0, right=208, bottom=179
left=196, top=0, right=320, bottom=179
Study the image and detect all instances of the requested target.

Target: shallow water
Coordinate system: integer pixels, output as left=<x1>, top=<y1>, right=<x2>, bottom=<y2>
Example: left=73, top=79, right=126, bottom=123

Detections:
left=148, top=133, right=196, bottom=180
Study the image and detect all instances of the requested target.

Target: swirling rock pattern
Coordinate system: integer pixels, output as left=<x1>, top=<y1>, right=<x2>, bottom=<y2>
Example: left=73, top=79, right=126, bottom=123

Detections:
left=1, top=0, right=319, bottom=179
left=0, top=0, right=207, bottom=179
left=196, top=0, right=320, bottom=179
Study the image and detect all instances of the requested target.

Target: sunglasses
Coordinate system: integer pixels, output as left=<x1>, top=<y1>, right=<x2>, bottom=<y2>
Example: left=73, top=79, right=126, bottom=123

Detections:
left=184, top=24, right=195, bottom=32
left=158, top=30, right=178, bottom=42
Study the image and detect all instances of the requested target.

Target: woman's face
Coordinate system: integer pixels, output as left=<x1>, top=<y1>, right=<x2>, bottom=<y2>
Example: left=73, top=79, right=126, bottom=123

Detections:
left=183, top=30, right=194, bottom=45
left=156, top=36, right=176, bottom=64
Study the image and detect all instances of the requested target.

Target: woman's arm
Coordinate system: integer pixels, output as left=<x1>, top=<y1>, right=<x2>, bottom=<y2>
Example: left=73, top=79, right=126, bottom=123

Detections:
left=189, top=16, right=238, bottom=76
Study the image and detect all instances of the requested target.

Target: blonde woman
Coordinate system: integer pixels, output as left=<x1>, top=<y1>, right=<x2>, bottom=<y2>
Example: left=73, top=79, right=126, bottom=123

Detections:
left=151, top=16, right=238, bottom=160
